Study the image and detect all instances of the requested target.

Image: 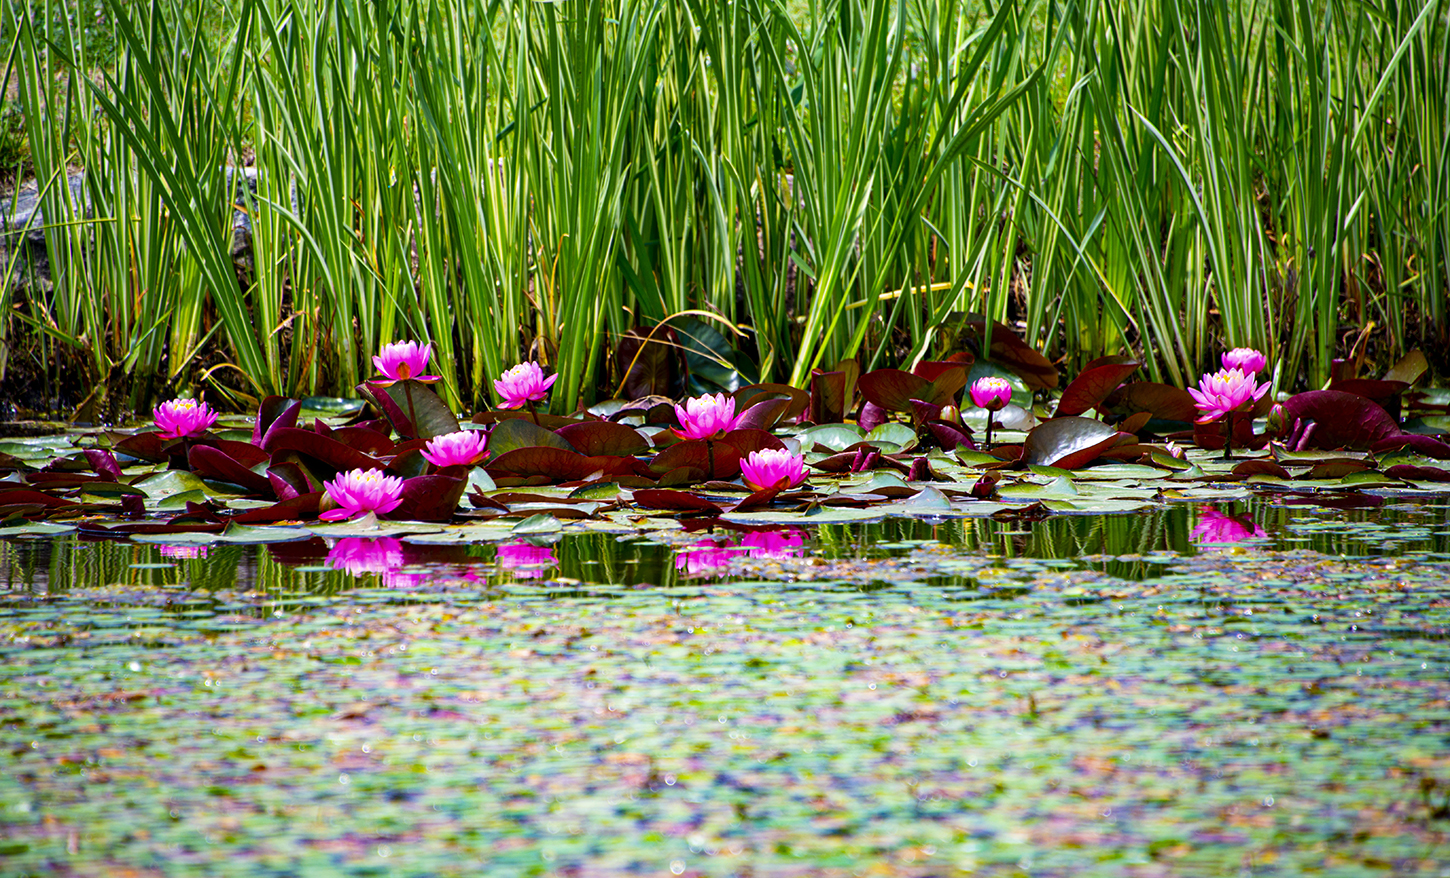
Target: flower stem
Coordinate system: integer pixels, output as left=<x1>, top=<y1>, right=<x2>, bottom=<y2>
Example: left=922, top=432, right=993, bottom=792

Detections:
left=1222, top=412, right=1233, bottom=461
left=706, top=439, right=716, bottom=480
left=403, top=380, right=420, bottom=439
left=526, top=400, right=540, bottom=427
left=984, top=415, right=994, bottom=450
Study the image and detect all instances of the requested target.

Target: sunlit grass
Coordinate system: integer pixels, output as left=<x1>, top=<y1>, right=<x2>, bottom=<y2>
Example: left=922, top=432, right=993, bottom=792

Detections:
left=2, top=0, right=1445, bottom=415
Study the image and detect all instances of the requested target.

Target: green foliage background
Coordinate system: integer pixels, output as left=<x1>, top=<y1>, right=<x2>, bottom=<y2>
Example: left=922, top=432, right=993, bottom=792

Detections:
left=2, top=0, right=1446, bottom=414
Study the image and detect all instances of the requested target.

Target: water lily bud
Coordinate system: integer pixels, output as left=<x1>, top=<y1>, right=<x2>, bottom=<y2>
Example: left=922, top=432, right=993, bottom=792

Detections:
left=940, top=405, right=960, bottom=425
left=1267, top=403, right=1286, bottom=435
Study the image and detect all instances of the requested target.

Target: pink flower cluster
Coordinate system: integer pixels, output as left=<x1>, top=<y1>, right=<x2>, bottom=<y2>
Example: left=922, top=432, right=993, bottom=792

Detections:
left=321, top=468, right=405, bottom=521
left=372, top=341, right=441, bottom=385
left=674, top=393, right=743, bottom=440
left=969, top=376, right=1012, bottom=411
left=1188, top=367, right=1270, bottom=423
left=494, top=362, right=556, bottom=409
left=421, top=430, right=490, bottom=468
left=153, top=398, right=218, bottom=439
left=740, top=448, right=807, bottom=493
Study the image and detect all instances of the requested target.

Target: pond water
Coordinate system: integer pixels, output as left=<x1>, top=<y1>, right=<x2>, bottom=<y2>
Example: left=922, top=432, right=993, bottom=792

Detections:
left=3, top=499, right=1450, bottom=875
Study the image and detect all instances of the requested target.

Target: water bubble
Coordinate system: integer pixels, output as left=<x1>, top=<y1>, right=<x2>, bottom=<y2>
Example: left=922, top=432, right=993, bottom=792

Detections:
left=670, top=860, right=686, bottom=875
left=377, top=845, right=390, bottom=858
left=339, top=774, right=349, bottom=785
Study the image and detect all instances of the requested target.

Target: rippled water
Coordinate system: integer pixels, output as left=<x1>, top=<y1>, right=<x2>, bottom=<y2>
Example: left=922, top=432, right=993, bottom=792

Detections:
left=4, top=498, right=1450, bottom=876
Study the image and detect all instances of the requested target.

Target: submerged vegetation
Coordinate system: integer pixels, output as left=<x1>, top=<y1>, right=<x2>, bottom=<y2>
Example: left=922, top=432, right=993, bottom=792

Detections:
left=0, top=0, right=1445, bottom=418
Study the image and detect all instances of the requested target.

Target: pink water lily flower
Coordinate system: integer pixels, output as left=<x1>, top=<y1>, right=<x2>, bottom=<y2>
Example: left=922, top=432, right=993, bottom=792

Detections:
left=968, top=376, right=1013, bottom=411
left=153, top=398, right=219, bottom=439
left=372, top=340, right=440, bottom=385
left=494, top=361, right=557, bottom=409
left=674, top=393, right=743, bottom=440
left=496, top=542, right=557, bottom=579
left=420, top=430, right=490, bottom=468
left=1222, top=347, right=1268, bottom=375
left=740, top=448, right=807, bottom=493
left=1188, top=367, right=1270, bottom=423
left=321, top=468, right=406, bottom=521
left=1191, top=507, right=1266, bottom=544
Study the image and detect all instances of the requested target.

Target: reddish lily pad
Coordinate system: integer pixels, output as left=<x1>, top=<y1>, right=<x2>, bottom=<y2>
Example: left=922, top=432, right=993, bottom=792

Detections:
left=554, top=421, right=649, bottom=457
left=719, top=429, right=786, bottom=457
left=392, top=475, right=468, bottom=522
left=1057, top=356, right=1140, bottom=417
left=360, top=379, right=459, bottom=440
left=1103, top=382, right=1199, bottom=423
left=252, top=396, right=301, bottom=446
left=857, top=370, right=930, bottom=413
left=1022, top=416, right=1122, bottom=469
left=809, top=367, right=855, bottom=424
left=488, top=447, right=651, bottom=482
left=262, top=427, right=388, bottom=475
left=735, top=384, right=811, bottom=424
left=489, top=417, right=576, bottom=456
left=957, top=315, right=1059, bottom=390
left=648, top=439, right=742, bottom=481
left=1384, top=464, right=1450, bottom=481
left=188, top=445, right=274, bottom=495
left=1276, top=390, right=1402, bottom=450
left=229, top=493, right=324, bottom=523
left=631, top=489, right=724, bottom=514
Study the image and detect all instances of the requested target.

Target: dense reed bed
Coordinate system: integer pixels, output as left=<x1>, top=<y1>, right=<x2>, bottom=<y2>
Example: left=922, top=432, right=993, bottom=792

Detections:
left=2, top=0, right=1446, bottom=416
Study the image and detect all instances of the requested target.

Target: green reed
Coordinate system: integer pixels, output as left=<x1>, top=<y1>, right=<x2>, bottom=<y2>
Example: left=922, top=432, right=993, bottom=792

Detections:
left=3, top=0, right=1444, bottom=416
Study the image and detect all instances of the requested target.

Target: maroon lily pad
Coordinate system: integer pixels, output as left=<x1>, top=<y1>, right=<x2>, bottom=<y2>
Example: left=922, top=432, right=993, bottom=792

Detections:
left=267, top=462, right=316, bottom=500
left=1275, top=390, right=1402, bottom=450
left=648, top=439, right=743, bottom=481
left=1057, top=356, right=1140, bottom=417
left=958, top=315, right=1059, bottom=390
left=229, top=493, right=324, bottom=524
left=1384, top=464, right=1450, bottom=482
left=809, top=367, right=855, bottom=424
left=719, top=429, right=786, bottom=457
left=632, top=489, right=725, bottom=514
left=188, top=445, right=274, bottom=495
left=858, top=401, right=888, bottom=432
left=1370, top=434, right=1450, bottom=459
left=857, top=369, right=931, bottom=413
left=1103, top=382, right=1199, bottom=423
left=555, top=421, right=650, bottom=456
left=1022, top=416, right=1122, bottom=469
left=0, top=488, right=80, bottom=508
left=253, top=396, right=300, bottom=446
left=728, top=486, right=783, bottom=512
left=1233, top=460, right=1291, bottom=479
left=488, top=447, right=652, bottom=482
left=328, top=427, right=397, bottom=456
left=112, top=431, right=177, bottom=463
left=489, top=417, right=576, bottom=456
left=360, top=379, right=459, bottom=440
left=735, top=383, right=811, bottom=425
left=392, top=475, right=467, bottom=522
left=84, top=449, right=123, bottom=481
left=262, top=427, right=388, bottom=475
left=734, top=396, right=792, bottom=432
left=925, top=420, right=975, bottom=452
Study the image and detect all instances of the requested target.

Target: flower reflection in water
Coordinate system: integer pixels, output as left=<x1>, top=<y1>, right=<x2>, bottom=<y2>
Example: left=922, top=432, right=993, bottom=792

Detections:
left=675, top=528, right=807, bottom=577
left=740, top=527, right=806, bottom=560
left=158, top=544, right=209, bottom=560
left=675, top=539, right=744, bottom=577
left=1191, top=507, right=1266, bottom=545
left=496, top=542, right=557, bottom=579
